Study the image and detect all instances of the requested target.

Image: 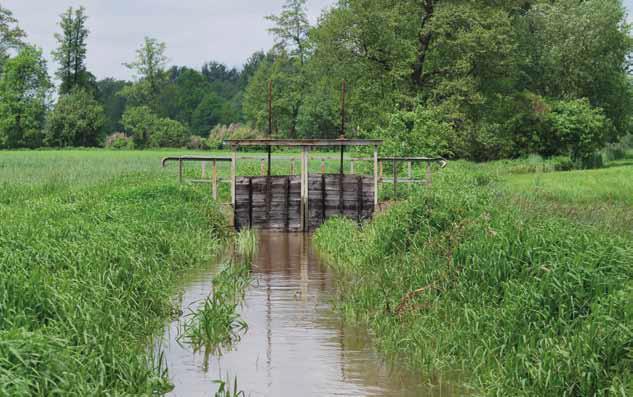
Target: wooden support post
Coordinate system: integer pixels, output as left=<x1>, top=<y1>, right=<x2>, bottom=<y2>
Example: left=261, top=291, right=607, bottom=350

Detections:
left=260, top=158, right=265, bottom=176
left=231, top=149, right=237, bottom=207
left=321, top=158, right=326, bottom=174
left=408, top=161, right=412, bottom=179
left=393, top=158, right=397, bottom=199
left=201, top=161, right=206, bottom=178
left=373, top=145, right=379, bottom=209
left=426, top=161, right=432, bottom=186
left=300, top=147, right=306, bottom=232
left=212, top=160, right=217, bottom=200
left=350, top=160, right=355, bottom=175
left=178, top=159, right=183, bottom=183
left=248, top=177, right=253, bottom=228
left=290, top=158, right=295, bottom=175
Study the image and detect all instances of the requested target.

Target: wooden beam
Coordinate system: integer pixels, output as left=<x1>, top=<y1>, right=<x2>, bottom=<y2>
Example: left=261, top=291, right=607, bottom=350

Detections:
left=231, top=150, right=237, bottom=207
left=224, top=138, right=383, bottom=147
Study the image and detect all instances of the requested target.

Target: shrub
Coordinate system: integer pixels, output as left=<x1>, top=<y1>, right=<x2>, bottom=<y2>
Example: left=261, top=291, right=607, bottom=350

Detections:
left=104, top=132, right=134, bottom=149
left=122, top=106, right=189, bottom=148
left=186, top=135, right=210, bottom=150
left=378, top=107, right=453, bottom=157
left=45, top=89, right=106, bottom=147
left=148, top=118, right=189, bottom=148
left=207, top=123, right=264, bottom=149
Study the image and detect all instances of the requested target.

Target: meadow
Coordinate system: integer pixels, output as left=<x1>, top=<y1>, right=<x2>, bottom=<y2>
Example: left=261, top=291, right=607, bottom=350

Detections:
left=314, top=153, right=633, bottom=396
left=2, top=148, right=632, bottom=396
left=0, top=149, right=232, bottom=395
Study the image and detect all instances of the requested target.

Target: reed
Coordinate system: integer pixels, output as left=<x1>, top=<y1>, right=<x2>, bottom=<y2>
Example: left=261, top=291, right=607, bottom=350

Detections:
left=314, top=164, right=633, bottom=396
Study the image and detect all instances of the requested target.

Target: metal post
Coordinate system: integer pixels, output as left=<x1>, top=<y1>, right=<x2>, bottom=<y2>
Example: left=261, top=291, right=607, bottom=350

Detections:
left=260, top=158, right=265, bottom=176
left=350, top=160, right=355, bottom=175
left=339, top=145, right=344, bottom=175
left=231, top=148, right=237, bottom=207
left=268, top=80, right=273, bottom=176
left=321, top=158, right=325, bottom=174
left=340, top=80, right=346, bottom=137
left=212, top=160, right=217, bottom=200
left=201, top=161, right=206, bottom=178
left=300, top=147, right=306, bottom=232
left=178, top=158, right=183, bottom=183
left=373, top=146, right=379, bottom=209
left=290, top=158, right=295, bottom=175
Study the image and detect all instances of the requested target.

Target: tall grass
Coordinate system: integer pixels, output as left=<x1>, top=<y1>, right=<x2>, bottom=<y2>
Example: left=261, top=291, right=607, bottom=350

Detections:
left=180, top=257, right=251, bottom=353
left=314, top=167, right=633, bottom=396
left=0, top=152, right=230, bottom=395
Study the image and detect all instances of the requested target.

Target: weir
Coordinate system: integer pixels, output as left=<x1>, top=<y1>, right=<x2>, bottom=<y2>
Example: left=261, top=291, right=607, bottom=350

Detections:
left=228, top=139, right=381, bottom=232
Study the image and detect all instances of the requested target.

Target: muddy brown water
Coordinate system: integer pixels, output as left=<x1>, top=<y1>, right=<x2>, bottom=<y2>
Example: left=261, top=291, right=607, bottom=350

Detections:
left=159, top=232, right=463, bottom=396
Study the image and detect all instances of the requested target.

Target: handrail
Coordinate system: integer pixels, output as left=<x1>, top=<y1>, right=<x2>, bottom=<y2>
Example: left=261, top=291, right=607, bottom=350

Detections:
left=160, top=156, right=232, bottom=168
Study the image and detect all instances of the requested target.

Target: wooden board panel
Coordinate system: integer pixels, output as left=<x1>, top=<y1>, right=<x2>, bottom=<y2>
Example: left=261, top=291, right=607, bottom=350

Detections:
left=234, top=174, right=374, bottom=231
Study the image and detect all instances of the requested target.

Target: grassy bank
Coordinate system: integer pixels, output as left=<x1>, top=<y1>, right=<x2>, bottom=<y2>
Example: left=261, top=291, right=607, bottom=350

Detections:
left=0, top=151, right=230, bottom=395
left=314, top=162, right=633, bottom=396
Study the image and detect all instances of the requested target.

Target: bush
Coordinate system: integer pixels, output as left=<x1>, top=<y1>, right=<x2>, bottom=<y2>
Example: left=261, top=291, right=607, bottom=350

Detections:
left=104, top=132, right=134, bottom=149
left=45, top=89, right=106, bottom=147
left=603, top=142, right=627, bottom=162
left=207, top=123, right=264, bottom=149
left=122, top=106, right=189, bottom=148
left=186, top=135, right=209, bottom=150
left=378, top=107, right=453, bottom=157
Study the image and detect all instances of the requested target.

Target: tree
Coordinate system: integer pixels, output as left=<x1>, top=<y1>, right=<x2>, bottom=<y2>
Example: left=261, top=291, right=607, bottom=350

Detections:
left=0, top=5, right=25, bottom=70
left=121, top=37, right=168, bottom=112
left=0, top=46, right=50, bottom=148
left=52, top=6, right=93, bottom=95
left=96, top=78, right=129, bottom=134
left=45, top=88, right=105, bottom=147
left=191, top=92, right=224, bottom=135
left=266, top=0, right=311, bottom=65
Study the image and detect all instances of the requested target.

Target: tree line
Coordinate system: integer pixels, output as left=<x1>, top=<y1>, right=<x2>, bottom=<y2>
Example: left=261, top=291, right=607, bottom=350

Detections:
left=1, top=1, right=632, bottom=163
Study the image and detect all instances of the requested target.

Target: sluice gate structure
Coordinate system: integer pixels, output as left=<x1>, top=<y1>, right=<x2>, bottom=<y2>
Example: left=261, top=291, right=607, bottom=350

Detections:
left=230, top=139, right=380, bottom=232
left=161, top=139, right=447, bottom=232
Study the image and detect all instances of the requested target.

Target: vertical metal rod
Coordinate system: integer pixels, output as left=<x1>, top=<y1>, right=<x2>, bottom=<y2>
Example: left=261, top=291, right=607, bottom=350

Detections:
left=300, top=147, right=306, bottom=232
left=248, top=177, right=253, bottom=228
left=340, top=80, right=346, bottom=137
left=260, top=158, right=265, bottom=176
left=304, top=146, right=310, bottom=231
left=268, top=80, right=273, bottom=176
left=339, top=145, right=344, bottom=175
left=212, top=160, right=217, bottom=200
left=231, top=149, right=237, bottom=208
left=373, top=146, right=379, bottom=209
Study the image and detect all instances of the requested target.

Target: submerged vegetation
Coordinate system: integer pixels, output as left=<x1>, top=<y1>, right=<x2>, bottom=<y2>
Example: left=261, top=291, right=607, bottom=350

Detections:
left=0, top=152, right=229, bottom=395
left=314, top=159, right=633, bottom=396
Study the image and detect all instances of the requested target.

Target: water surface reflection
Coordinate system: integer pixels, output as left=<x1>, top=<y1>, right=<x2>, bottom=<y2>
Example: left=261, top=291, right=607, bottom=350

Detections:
left=162, top=232, right=462, bottom=396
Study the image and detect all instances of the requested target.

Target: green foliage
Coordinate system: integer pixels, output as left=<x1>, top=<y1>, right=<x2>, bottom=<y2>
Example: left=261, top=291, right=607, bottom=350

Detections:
left=314, top=166, right=633, bottom=396
left=104, top=132, right=134, bottom=149
left=121, top=37, right=168, bottom=112
left=0, top=46, right=50, bottom=148
left=0, top=153, right=229, bottom=394
left=547, top=99, right=609, bottom=166
left=378, top=106, right=453, bottom=157
left=45, top=88, right=105, bottom=147
left=52, top=6, right=94, bottom=95
left=0, top=5, right=25, bottom=68
left=96, top=78, right=129, bottom=134
left=122, top=106, right=189, bottom=148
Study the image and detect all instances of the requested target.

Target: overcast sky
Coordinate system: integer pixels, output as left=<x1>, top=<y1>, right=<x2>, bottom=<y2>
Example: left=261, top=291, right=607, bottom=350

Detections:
left=3, top=0, right=632, bottom=82
left=3, top=0, right=335, bottom=81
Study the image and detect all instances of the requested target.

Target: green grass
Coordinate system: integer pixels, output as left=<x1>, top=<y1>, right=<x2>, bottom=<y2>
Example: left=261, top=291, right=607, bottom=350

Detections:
left=314, top=161, right=633, bottom=396
left=0, top=150, right=231, bottom=395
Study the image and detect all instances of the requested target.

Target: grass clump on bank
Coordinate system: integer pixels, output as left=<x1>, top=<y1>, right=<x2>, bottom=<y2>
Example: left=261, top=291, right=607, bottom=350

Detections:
left=0, top=153, right=230, bottom=395
left=314, top=168, right=633, bottom=396
left=180, top=230, right=257, bottom=353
